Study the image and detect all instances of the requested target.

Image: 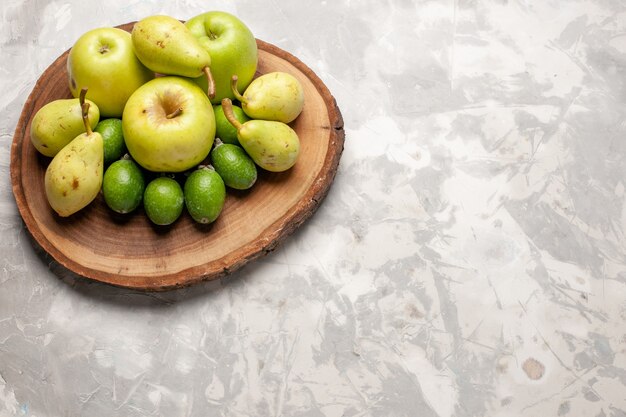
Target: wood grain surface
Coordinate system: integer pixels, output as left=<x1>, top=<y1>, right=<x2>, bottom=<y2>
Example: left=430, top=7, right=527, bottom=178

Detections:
left=10, top=22, right=345, bottom=291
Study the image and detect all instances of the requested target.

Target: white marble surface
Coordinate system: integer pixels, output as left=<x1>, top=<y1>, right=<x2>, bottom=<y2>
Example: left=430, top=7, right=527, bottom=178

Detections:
left=1, top=0, right=626, bottom=416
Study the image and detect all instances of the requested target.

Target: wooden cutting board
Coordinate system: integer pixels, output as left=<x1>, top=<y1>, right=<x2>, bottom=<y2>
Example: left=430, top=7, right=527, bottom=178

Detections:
left=10, top=22, right=345, bottom=291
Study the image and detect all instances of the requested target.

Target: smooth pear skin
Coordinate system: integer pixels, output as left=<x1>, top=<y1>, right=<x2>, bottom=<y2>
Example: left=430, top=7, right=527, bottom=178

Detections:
left=132, top=15, right=211, bottom=78
left=30, top=98, right=99, bottom=157
left=237, top=120, right=300, bottom=172
left=185, top=11, right=258, bottom=103
left=67, top=28, right=153, bottom=117
left=122, top=77, right=215, bottom=172
left=241, top=72, right=304, bottom=123
left=44, top=132, right=104, bottom=217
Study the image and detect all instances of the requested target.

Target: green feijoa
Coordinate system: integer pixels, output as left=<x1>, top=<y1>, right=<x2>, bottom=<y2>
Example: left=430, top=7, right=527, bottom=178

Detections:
left=102, top=158, right=145, bottom=214
left=143, top=177, right=184, bottom=226
left=210, top=139, right=257, bottom=190
left=214, top=104, right=249, bottom=145
left=184, top=166, right=226, bottom=224
left=94, top=118, right=127, bottom=165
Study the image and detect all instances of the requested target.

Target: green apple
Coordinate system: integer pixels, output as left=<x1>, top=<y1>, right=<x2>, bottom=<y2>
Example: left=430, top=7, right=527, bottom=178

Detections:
left=67, top=27, right=154, bottom=117
left=185, top=11, right=258, bottom=104
left=122, top=76, right=215, bottom=172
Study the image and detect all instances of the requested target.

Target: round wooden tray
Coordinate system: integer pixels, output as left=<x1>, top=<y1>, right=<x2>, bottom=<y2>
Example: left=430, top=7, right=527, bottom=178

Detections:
left=10, top=22, right=344, bottom=291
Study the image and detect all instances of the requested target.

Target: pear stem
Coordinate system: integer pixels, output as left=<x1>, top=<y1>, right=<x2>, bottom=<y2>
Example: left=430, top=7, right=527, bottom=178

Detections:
left=79, top=87, right=88, bottom=107
left=230, top=75, right=246, bottom=104
left=221, top=98, right=242, bottom=131
left=166, top=107, right=183, bottom=119
left=203, top=66, right=216, bottom=100
left=82, top=102, right=93, bottom=135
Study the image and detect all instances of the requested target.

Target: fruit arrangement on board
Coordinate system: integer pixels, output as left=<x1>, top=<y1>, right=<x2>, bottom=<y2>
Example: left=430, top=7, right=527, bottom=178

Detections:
left=30, top=11, right=305, bottom=226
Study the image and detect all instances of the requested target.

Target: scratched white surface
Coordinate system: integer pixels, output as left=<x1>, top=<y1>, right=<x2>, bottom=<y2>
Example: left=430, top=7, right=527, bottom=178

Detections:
left=1, top=0, right=626, bottom=416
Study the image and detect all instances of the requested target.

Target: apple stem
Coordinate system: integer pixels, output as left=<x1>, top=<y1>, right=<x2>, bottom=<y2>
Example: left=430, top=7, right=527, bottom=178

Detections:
left=203, top=66, right=216, bottom=100
left=230, top=75, right=246, bottom=104
left=221, top=98, right=243, bottom=130
left=166, top=107, right=183, bottom=119
left=82, top=102, right=93, bottom=135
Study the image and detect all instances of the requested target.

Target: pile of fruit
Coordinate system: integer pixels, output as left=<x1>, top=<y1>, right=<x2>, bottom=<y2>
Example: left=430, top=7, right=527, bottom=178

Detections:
left=31, top=12, right=305, bottom=225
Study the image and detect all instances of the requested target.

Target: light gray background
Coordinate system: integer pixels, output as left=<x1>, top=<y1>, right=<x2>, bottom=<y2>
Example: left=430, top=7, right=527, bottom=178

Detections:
left=1, top=0, right=626, bottom=416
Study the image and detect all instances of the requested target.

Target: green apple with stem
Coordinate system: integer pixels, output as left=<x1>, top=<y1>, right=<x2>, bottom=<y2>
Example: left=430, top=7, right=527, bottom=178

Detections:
left=122, top=76, right=215, bottom=173
left=185, top=11, right=258, bottom=104
left=67, top=27, right=154, bottom=118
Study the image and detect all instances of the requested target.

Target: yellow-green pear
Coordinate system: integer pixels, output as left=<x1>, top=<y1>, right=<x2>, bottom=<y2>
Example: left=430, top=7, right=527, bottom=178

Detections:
left=131, top=15, right=216, bottom=98
left=30, top=89, right=99, bottom=157
left=45, top=102, right=104, bottom=217
left=221, top=98, right=300, bottom=172
left=231, top=72, right=304, bottom=123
